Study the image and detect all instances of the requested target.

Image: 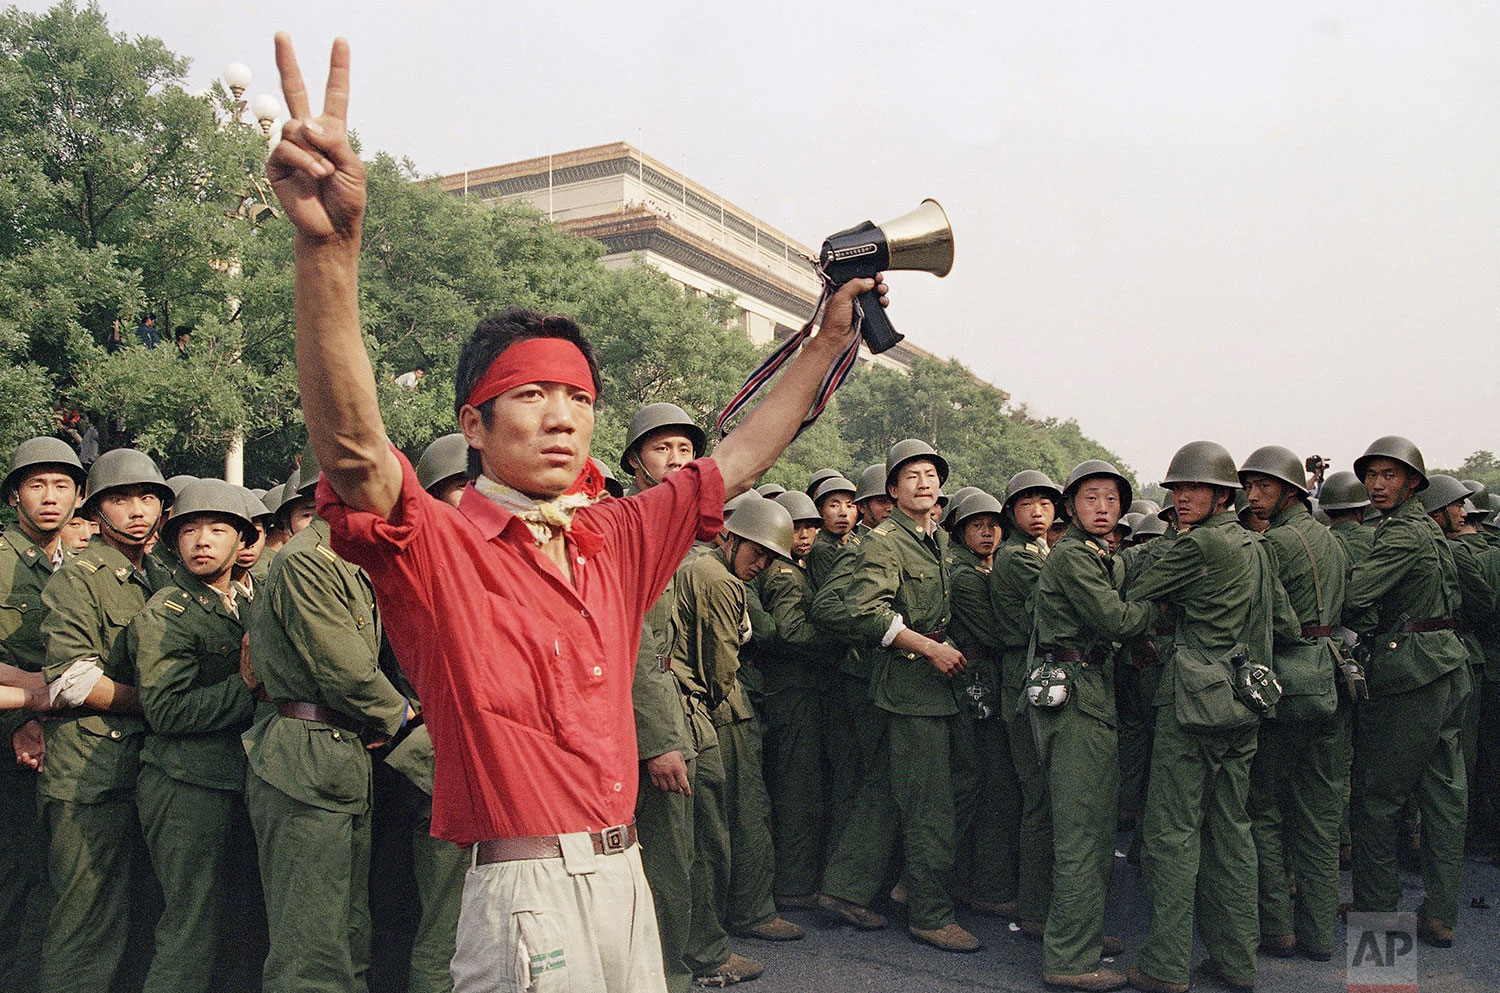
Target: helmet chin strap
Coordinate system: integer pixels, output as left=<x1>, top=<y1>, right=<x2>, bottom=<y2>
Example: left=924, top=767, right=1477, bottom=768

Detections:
left=97, top=508, right=163, bottom=550
left=15, top=500, right=63, bottom=543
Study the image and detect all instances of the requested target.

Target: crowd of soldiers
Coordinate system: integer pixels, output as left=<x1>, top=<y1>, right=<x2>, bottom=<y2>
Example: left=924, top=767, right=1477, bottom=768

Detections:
left=0, top=413, right=1496, bottom=993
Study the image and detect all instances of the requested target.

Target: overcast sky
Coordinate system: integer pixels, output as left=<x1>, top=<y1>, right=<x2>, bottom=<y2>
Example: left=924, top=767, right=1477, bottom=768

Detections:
left=33, top=1, right=1500, bottom=481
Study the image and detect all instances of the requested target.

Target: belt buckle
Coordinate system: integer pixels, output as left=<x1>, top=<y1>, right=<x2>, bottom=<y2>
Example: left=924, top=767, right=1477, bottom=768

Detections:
left=600, top=824, right=628, bottom=855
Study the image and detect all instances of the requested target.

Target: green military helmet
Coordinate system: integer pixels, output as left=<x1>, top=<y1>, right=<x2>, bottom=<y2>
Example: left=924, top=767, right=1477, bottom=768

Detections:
left=1162, top=441, right=1239, bottom=490
left=853, top=464, right=887, bottom=504
left=1419, top=474, right=1470, bottom=515
left=249, top=487, right=268, bottom=500
left=3, top=436, right=87, bottom=500
left=416, top=433, right=469, bottom=494
left=1461, top=498, right=1481, bottom=520
left=804, top=468, right=843, bottom=499
left=725, top=494, right=794, bottom=560
left=723, top=490, right=760, bottom=521
left=755, top=482, right=787, bottom=500
left=773, top=490, right=821, bottom=525
left=240, top=486, right=273, bottom=525
left=885, top=439, right=948, bottom=490
left=295, top=441, right=322, bottom=499
left=1004, top=469, right=1063, bottom=508
left=165, top=474, right=199, bottom=500
left=1121, top=511, right=1144, bottom=534
left=1316, top=470, right=1369, bottom=512
left=1128, top=498, right=1161, bottom=517
left=82, top=448, right=174, bottom=516
left=593, top=458, right=623, bottom=499
left=1237, top=445, right=1309, bottom=495
left=813, top=475, right=858, bottom=507
left=1116, top=515, right=1135, bottom=539
left=621, top=403, right=706, bottom=476
left=162, top=477, right=257, bottom=547
left=939, top=485, right=985, bottom=525
left=1062, top=460, right=1133, bottom=511
left=1310, top=500, right=1331, bottom=526
left=1132, top=512, right=1168, bottom=540
left=261, top=482, right=286, bottom=517
left=1352, top=435, right=1428, bottom=492
left=1461, top=479, right=1488, bottom=500
left=951, top=491, right=1004, bottom=529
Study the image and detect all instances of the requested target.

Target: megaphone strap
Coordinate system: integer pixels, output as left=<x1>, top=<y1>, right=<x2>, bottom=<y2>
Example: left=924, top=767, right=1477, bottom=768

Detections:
left=715, top=284, right=862, bottom=440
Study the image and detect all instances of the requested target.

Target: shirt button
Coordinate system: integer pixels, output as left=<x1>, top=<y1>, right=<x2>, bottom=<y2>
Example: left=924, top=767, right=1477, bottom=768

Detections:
left=332, top=731, right=342, bottom=740
left=109, top=730, right=122, bottom=740
left=593, top=666, right=603, bottom=677
left=581, top=608, right=590, bottom=618
left=613, top=782, right=623, bottom=792
left=577, top=556, right=586, bottom=565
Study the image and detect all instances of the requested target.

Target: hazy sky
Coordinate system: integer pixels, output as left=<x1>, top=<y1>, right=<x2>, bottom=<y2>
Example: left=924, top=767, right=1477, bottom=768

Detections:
left=30, top=1, right=1500, bottom=481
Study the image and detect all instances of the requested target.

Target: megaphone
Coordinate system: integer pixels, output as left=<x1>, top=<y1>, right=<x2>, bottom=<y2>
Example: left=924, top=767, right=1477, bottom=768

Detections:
left=817, top=199, right=954, bottom=354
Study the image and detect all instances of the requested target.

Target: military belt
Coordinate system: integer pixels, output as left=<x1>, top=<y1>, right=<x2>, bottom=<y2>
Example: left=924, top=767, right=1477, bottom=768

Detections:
left=1301, top=624, right=1337, bottom=638
left=1397, top=617, right=1457, bottom=634
left=919, top=628, right=948, bottom=644
left=39, top=706, right=94, bottom=722
left=1050, top=647, right=1106, bottom=667
left=475, top=822, right=637, bottom=864
left=276, top=701, right=363, bottom=734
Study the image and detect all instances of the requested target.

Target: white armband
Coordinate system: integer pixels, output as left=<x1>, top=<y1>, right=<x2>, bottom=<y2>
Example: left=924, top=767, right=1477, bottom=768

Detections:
left=880, top=615, right=907, bottom=648
left=50, top=657, right=104, bottom=707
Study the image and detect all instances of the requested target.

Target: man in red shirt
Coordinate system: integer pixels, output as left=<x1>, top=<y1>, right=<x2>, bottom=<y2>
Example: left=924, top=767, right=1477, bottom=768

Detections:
left=268, top=34, right=882, bottom=993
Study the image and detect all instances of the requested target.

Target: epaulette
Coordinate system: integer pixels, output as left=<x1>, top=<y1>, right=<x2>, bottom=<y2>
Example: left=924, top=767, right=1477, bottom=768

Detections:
left=776, top=565, right=795, bottom=575
left=162, top=597, right=186, bottom=614
left=314, top=543, right=339, bottom=563
left=76, top=558, right=100, bottom=575
left=872, top=521, right=895, bottom=537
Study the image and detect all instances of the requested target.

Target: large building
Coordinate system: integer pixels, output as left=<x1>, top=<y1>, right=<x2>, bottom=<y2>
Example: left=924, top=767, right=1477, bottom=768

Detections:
left=437, top=142, right=926, bottom=372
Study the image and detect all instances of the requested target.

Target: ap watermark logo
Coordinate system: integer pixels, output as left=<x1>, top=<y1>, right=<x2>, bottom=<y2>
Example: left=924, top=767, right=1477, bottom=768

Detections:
left=1346, top=912, right=1417, bottom=993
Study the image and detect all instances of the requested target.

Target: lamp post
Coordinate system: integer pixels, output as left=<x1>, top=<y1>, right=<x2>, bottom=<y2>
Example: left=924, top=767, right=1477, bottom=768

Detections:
left=220, top=62, right=281, bottom=486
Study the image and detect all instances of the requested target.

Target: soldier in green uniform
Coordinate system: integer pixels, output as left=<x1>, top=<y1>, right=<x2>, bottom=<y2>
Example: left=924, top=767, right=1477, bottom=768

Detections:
left=1320, top=471, right=1373, bottom=567
left=1126, top=441, right=1297, bottom=993
left=1344, top=437, right=1470, bottom=949
left=39, top=448, right=176, bottom=993
left=943, top=491, right=1021, bottom=918
left=991, top=469, right=1062, bottom=935
left=806, top=475, right=859, bottom=590
left=1031, top=461, right=1150, bottom=991
left=130, top=479, right=260, bottom=993
left=672, top=496, right=803, bottom=985
left=853, top=463, right=895, bottom=531
left=1239, top=446, right=1349, bottom=962
left=233, top=488, right=274, bottom=594
left=243, top=444, right=414, bottom=993
left=0, top=438, right=86, bottom=993
left=819, top=439, right=979, bottom=953
left=757, top=490, right=827, bottom=905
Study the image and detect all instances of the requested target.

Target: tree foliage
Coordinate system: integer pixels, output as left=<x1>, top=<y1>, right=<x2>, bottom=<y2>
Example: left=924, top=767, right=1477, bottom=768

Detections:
left=1, top=1, right=1126, bottom=502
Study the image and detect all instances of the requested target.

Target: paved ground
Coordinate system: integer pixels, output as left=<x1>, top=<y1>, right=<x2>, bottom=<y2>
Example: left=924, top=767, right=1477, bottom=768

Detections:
left=737, top=840, right=1500, bottom=993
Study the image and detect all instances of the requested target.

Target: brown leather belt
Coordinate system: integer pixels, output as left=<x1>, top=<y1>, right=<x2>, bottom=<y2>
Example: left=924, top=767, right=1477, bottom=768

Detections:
left=920, top=628, right=948, bottom=644
left=277, top=701, right=363, bottom=734
left=1301, top=624, right=1337, bottom=638
left=475, top=823, right=638, bottom=864
left=1051, top=648, right=1106, bottom=667
left=1398, top=618, right=1457, bottom=634
left=39, top=707, right=94, bottom=722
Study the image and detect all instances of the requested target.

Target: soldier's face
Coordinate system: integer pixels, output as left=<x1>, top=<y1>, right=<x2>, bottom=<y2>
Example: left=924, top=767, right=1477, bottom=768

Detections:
left=284, top=498, right=317, bottom=535
left=94, top=486, right=163, bottom=544
left=962, top=514, right=1002, bottom=557
left=1243, top=474, right=1290, bottom=522
left=858, top=495, right=894, bottom=526
left=631, top=430, right=696, bottom=488
left=890, top=461, right=941, bottom=517
left=1169, top=482, right=1221, bottom=527
left=790, top=523, right=818, bottom=558
left=237, top=521, right=267, bottom=569
left=1431, top=501, right=1465, bottom=535
left=1069, top=478, right=1123, bottom=536
left=10, top=469, right=79, bottom=536
left=1011, top=491, right=1056, bottom=539
left=59, top=516, right=94, bottom=551
left=730, top=539, right=774, bottom=581
left=1362, top=458, right=1419, bottom=512
left=461, top=381, right=595, bottom=499
left=430, top=476, right=467, bottom=508
left=176, top=514, right=244, bottom=581
left=819, top=493, right=856, bottom=536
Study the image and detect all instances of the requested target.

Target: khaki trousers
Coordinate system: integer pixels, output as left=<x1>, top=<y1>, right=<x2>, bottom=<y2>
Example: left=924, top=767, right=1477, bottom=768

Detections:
left=452, top=841, right=666, bottom=993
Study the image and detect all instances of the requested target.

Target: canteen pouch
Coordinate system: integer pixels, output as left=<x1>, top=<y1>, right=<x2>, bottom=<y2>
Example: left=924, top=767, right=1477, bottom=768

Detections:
left=1025, top=659, right=1072, bottom=710
left=959, top=665, right=999, bottom=720
left=1269, top=639, right=1336, bottom=720
left=1231, top=652, right=1282, bottom=714
left=1173, top=644, right=1258, bottom=732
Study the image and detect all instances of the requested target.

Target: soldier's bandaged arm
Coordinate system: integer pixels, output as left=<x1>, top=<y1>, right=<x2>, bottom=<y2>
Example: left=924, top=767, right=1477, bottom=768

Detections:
left=46, top=658, right=140, bottom=713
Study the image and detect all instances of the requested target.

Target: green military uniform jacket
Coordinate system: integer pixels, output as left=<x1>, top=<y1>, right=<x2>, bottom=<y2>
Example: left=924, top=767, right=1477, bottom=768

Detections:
left=634, top=579, right=697, bottom=763
left=753, top=558, right=823, bottom=693
left=670, top=547, right=753, bottom=740
left=807, top=528, right=855, bottom=592
left=39, top=543, right=172, bottom=803
left=0, top=528, right=63, bottom=741
left=243, top=518, right=406, bottom=815
left=1329, top=519, right=1374, bottom=569
left=1263, top=504, right=1347, bottom=627
left=1449, top=535, right=1498, bottom=674
left=988, top=530, right=1048, bottom=692
left=1343, top=497, right=1468, bottom=696
left=1458, top=534, right=1500, bottom=682
left=809, top=528, right=868, bottom=680
left=1033, top=523, right=1152, bottom=726
left=131, top=565, right=255, bottom=792
left=1127, top=510, right=1298, bottom=705
left=844, top=507, right=958, bottom=717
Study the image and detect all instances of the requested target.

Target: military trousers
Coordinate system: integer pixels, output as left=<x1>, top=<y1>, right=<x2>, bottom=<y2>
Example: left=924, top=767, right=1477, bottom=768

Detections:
left=819, top=686, right=900, bottom=913
left=636, top=752, right=698, bottom=993
left=821, top=673, right=864, bottom=856
left=1002, top=677, right=1053, bottom=925
left=716, top=717, right=778, bottom=932
left=136, top=763, right=250, bottom=993
left=1248, top=708, right=1347, bottom=954
left=247, top=768, right=374, bottom=993
left=1476, top=679, right=1500, bottom=853
left=1351, top=664, right=1469, bottom=928
left=39, top=791, right=159, bottom=993
left=0, top=763, right=50, bottom=993
left=1137, top=707, right=1259, bottom=988
left=1115, top=660, right=1160, bottom=820
left=1461, top=664, right=1484, bottom=833
left=956, top=707, right=1021, bottom=905
left=1035, top=698, right=1118, bottom=975
left=762, top=683, right=825, bottom=897
left=683, top=740, right=731, bottom=977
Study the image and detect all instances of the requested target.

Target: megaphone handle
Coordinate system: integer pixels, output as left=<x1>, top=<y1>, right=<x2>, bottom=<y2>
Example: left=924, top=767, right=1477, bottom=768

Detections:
left=857, top=289, right=904, bottom=354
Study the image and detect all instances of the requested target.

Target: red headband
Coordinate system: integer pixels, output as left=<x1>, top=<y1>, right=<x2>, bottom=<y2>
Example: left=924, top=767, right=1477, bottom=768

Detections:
left=464, top=336, right=596, bottom=410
